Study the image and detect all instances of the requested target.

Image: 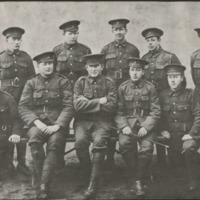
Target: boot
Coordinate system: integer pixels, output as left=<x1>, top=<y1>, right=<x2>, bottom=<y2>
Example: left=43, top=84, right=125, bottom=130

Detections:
left=82, top=151, right=104, bottom=200
left=135, top=180, right=145, bottom=196
left=105, top=139, right=116, bottom=169
left=16, top=142, right=31, bottom=176
left=37, top=183, right=48, bottom=200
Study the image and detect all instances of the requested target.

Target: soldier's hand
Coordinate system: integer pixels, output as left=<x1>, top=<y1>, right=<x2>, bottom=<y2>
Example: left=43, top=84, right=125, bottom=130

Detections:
left=99, top=97, right=107, bottom=104
left=9, top=134, right=21, bottom=144
left=122, top=126, right=132, bottom=135
left=161, top=130, right=171, bottom=139
left=44, top=125, right=60, bottom=135
left=34, top=119, right=48, bottom=132
left=182, top=134, right=193, bottom=141
left=138, top=127, right=148, bottom=138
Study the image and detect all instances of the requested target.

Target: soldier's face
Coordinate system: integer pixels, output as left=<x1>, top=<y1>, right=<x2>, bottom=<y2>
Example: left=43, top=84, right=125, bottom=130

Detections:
left=63, top=31, right=79, bottom=44
left=112, top=27, right=127, bottom=42
left=129, top=66, right=144, bottom=82
left=168, top=74, right=183, bottom=90
left=86, top=64, right=103, bottom=78
left=38, top=61, right=54, bottom=77
left=7, top=36, right=22, bottom=51
left=145, top=36, right=160, bottom=51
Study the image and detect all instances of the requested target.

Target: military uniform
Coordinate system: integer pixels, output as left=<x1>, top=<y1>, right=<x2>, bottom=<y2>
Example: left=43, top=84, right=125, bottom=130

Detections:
left=101, top=19, right=140, bottom=166
left=191, top=28, right=200, bottom=88
left=53, top=20, right=91, bottom=88
left=0, top=90, right=20, bottom=174
left=74, top=54, right=117, bottom=199
left=18, top=52, right=74, bottom=199
left=0, top=27, right=35, bottom=176
left=115, top=77, right=160, bottom=185
left=159, top=64, right=200, bottom=191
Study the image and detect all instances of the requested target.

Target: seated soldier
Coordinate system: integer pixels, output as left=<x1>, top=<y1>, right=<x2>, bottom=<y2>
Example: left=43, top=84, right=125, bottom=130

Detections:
left=18, top=52, right=74, bottom=200
left=73, top=54, right=117, bottom=200
left=115, top=58, right=161, bottom=197
left=0, top=90, right=21, bottom=179
left=159, top=64, right=200, bottom=192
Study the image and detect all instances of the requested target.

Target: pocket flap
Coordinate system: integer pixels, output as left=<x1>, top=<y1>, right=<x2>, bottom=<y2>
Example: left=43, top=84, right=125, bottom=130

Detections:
left=177, top=105, right=190, bottom=111
left=33, top=93, right=43, bottom=98
left=0, top=62, right=12, bottom=68
left=18, top=61, right=28, bottom=68
left=105, top=53, right=117, bottom=59
left=162, top=105, right=171, bottom=111
left=50, top=92, right=61, bottom=98
left=0, top=106, right=8, bottom=112
left=57, top=55, right=68, bottom=62
left=125, top=95, right=132, bottom=101
left=141, top=96, right=149, bottom=101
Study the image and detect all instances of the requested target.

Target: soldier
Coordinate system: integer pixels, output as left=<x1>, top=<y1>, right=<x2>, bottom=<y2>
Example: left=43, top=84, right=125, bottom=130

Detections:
left=0, top=90, right=21, bottom=179
left=115, top=58, right=161, bottom=197
left=53, top=20, right=91, bottom=169
left=159, top=64, right=200, bottom=192
left=141, top=28, right=182, bottom=170
left=74, top=54, right=117, bottom=200
left=101, top=18, right=140, bottom=167
left=0, top=27, right=35, bottom=176
left=18, top=52, right=74, bottom=200
left=191, top=28, right=200, bottom=91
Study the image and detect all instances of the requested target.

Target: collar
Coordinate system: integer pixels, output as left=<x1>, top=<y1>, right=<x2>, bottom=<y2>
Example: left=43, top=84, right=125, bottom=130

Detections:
left=38, top=73, right=55, bottom=82
left=169, top=85, right=185, bottom=97
left=149, top=45, right=163, bottom=58
left=114, top=40, right=127, bottom=48
left=129, top=78, right=144, bottom=89
left=64, top=42, right=78, bottom=50
left=87, top=75, right=103, bottom=84
left=6, top=49, right=20, bottom=55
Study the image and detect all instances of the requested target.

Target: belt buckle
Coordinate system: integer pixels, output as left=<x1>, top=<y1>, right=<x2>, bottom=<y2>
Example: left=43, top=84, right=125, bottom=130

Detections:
left=2, top=125, right=7, bottom=131
left=115, top=71, right=122, bottom=79
left=13, top=77, right=20, bottom=87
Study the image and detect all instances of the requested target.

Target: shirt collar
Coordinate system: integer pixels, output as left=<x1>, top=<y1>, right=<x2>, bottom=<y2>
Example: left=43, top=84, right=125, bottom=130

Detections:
left=64, top=42, right=78, bottom=50
left=169, top=85, right=185, bottom=97
left=114, top=40, right=127, bottom=48
left=6, top=49, right=20, bottom=55
left=87, top=75, right=102, bottom=84
left=38, top=73, right=55, bottom=82
left=149, top=45, right=163, bottom=58
left=129, top=78, right=144, bottom=89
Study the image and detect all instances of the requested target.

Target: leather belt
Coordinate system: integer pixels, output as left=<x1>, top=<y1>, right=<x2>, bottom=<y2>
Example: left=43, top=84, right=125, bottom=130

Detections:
left=0, top=77, right=20, bottom=88
left=127, top=108, right=149, bottom=118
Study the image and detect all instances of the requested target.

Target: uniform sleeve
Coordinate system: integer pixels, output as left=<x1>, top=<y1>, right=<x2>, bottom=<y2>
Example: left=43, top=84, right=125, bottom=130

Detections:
left=190, top=53, right=196, bottom=85
left=18, top=80, right=39, bottom=126
left=115, top=86, right=129, bottom=129
left=55, top=79, right=74, bottom=128
left=100, top=80, right=117, bottom=113
left=7, top=95, right=21, bottom=136
left=171, top=53, right=181, bottom=65
left=141, top=85, right=161, bottom=132
left=188, top=90, right=200, bottom=139
left=26, top=54, right=36, bottom=77
left=73, top=79, right=101, bottom=113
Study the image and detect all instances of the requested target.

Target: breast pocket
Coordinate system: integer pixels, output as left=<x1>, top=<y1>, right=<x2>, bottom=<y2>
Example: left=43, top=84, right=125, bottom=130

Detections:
left=193, top=59, right=200, bottom=68
left=105, top=53, right=117, bottom=69
left=49, top=92, right=62, bottom=107
left=83, top=89, right=93, bottom=99
left=0, top=62, right=14, bottom=78
left=17, top=61, right=29, bottom=78
left=176, top=105, right=191, bottom=120
left=33, top=92, right=43, bottom=106
left=140, top=96, right=150, bottom=109
left=124, top=95, right=133, bottom=109
left=56, top=55, right=68, bottom=73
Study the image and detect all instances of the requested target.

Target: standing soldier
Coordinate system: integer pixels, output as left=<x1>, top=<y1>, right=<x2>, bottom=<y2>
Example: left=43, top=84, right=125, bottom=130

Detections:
left=101, top=18, right=140, bottom=167
left=191, top=28, right=200, bottom=92
left=0, top=27, right=35, bottom=176
left=0, top=90, right=21, bottom=179
left=74, top=54, right=117, bottom=200
left=141, top=28, right=182, bottom=170
left=115, top=58, right=161, bottom=197
left=53, top=20, right=91, bottom=169
left=18, top=52, right=74, bottom=200
left=159, top=64, right=200, bottom=192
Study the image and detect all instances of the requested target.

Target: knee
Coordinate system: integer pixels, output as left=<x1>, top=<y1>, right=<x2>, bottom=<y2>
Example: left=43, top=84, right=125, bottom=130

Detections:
left=27, top=127, right=42, bottom=143
left=119, top=135, right=133, bottom=153
left=75, top=135, right=90, bottom=150
left=139, top=141, right=154, bottom=157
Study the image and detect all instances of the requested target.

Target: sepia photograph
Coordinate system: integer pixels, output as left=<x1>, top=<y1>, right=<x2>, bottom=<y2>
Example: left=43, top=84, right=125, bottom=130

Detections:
left=0, top=1, right=199, bottom=199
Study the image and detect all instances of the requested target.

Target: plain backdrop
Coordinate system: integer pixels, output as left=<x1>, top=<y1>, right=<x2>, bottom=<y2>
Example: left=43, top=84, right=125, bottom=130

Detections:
left=0, top=1, right=199, bottom=88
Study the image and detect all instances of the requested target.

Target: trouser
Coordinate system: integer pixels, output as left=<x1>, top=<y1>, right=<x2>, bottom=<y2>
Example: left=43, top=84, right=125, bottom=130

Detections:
left=74, top=120, right=110, bottom=181
left=28, top=126, right=65, bottom=185
left=119, top=131, right=155, bottom=182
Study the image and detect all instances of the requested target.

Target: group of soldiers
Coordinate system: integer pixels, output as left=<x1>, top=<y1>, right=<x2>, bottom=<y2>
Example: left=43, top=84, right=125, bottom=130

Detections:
left=1, top=18, right=200, bottom=200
